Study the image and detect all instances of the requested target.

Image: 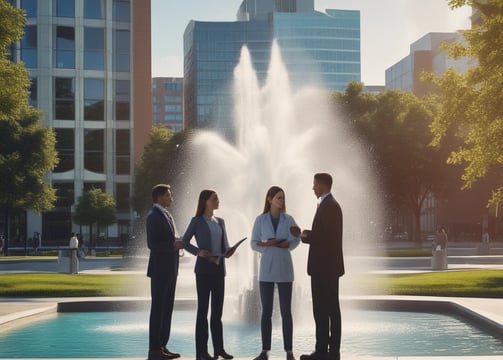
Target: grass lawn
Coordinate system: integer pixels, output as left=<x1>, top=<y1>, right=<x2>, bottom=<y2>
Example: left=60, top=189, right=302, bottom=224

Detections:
left=0, top=270, right=502, bottom=298
left=0, top=273, right=147, bottom=297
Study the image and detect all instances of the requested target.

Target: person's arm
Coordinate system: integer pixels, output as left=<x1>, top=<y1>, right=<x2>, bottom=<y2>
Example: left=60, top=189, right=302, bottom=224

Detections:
left=250, top=216, right=265, bottom=252
left=181, top=218, right=199, bottom=256
left=284, top=215, right=301, bottom=250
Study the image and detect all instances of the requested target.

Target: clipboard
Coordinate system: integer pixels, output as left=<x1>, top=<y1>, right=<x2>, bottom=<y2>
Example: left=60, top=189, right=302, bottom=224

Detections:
left=223, top=237, right=247, bottom=257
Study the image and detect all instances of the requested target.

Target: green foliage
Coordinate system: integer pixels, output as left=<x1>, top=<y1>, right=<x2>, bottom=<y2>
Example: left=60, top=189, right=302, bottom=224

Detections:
left=429, top=0, right=503, bottom=206
left=132, top=127, right=188, bottom=214
left=334, top=83, right=450, bottom=241
left=73, top=188, right=117, bottom=244
left=0, top=1, right=58, bottom=222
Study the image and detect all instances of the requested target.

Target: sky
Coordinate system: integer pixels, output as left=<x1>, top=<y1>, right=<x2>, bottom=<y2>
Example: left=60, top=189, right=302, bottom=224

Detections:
left=151, top=0, right=472, bottom=85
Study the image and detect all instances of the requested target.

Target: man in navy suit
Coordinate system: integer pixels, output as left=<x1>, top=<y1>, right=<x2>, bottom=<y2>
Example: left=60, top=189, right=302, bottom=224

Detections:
left=300, top=173, right=344, bottom=360
left=146, top=184, right=184, bottom=360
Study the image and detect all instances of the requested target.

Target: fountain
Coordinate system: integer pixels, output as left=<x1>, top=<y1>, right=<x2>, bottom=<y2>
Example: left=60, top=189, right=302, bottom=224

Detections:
left=177, top=41, right=384, bottom=321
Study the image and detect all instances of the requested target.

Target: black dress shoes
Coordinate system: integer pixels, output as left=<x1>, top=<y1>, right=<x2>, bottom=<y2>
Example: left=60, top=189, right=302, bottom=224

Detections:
left=253, top=350, right=268, bottom=360
left=196, top=353, right=214, bottom=360
left=214, top=350, right=234, bottom=359
left=148, top=349, right=175, bottom=360
left=299, top=352, right=327, bottom=360
left=161, top=346, right=181, bottom=359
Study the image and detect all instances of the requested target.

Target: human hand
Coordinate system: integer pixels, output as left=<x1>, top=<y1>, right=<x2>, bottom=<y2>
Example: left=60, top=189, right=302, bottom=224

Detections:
left=198, top=249, right=212, bottom=257
left=260, top=239, right=275, bottom=246
left=289, top=226, right=301, bottom=237
left=174, top=238, right=184, bottom=250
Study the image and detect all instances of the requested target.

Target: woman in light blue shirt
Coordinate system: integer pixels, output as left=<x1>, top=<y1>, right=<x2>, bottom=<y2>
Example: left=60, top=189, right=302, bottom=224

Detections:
left=251, top=186, right=300, bottom=360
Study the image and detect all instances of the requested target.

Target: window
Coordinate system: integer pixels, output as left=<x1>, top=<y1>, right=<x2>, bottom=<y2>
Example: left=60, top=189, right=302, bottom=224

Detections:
left=84, top=27, right=104, bottom=70
left=21, top=0, right=37, bottom=18
left=55, top=26, right=75, bottom=68
left=54, top=0, right=74, bottom=17
left=84, top=78, right=104, bottom=121
left=113, top=30, right=130, bottom=72
left=113, top=0, right=130, bottom=22
left=21, top=25, right=37, bottom=68
left=55, top=77, right=74, bottom=120
left=115, top=183, right=130, bottom=211
left=164, top=82, right=182, bottom=91
left=54, top=129, right=74, bottom=173
left=53, top=182, right=74, bottom=207
left=164, top=104, right=182, bottom=112
left=115, top=80, right=130, bottom=120
left=84, top=0, right=104, bottom=19
left=115, top=130, right=130, bottom=174
left=84, top=129, right=104, bottom=173
left=164, top=95, right=182, bottom=103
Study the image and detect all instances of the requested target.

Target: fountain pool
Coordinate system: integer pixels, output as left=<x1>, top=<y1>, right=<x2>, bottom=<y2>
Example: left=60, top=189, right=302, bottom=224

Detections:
left=1, top=302, right=502, bottom=358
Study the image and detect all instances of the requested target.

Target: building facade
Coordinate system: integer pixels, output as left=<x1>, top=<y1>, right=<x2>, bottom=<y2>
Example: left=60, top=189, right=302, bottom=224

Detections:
left=6, top=0, right=151, bottom=246
left=152, top=77, right=183, bottom=131
left=385, top=32, right=470, bottom=97
left=183, top=0, right=360, bottom=135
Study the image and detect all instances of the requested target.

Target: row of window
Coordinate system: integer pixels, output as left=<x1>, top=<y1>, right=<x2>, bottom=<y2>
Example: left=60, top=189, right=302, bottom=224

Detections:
left=153, top=95, right=183, bottom=104
left=274, top=27, right=359, bottom=39
left=277, top=38, right=360, bottom=51
left=55, top=129, right=130, bottom=174
left=19, top=0, right=130, bottom=21
left=53, top=77, right=130, bottom=121
left=21, top=25, right=130, bottom=71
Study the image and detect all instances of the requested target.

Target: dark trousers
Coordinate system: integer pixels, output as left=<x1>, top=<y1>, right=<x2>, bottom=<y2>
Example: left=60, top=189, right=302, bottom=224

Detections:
left=195, top=273, right=225, bottom=356
left=311, top=276, right=341, bottom=357
left=149, top=275, right=177, bottom=350
left=259, top=281, right=293, bottom=352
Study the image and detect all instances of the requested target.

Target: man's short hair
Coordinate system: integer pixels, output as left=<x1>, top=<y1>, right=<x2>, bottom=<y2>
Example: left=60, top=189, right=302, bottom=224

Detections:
left=151, top=184, right=171, bottom=203
left=314, top=173, right=333, bottom=189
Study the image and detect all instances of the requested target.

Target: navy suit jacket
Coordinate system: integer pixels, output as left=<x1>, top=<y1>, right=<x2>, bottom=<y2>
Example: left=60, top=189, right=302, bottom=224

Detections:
left=302, top=194, right=345, bottom=277
left=146, top=206, right=179, bottom=279
left=182, top=216, right=230, bottom=276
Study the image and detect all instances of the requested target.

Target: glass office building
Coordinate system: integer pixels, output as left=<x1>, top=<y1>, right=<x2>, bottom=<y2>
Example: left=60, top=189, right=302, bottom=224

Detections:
left=152, top=77, right=184, bottom=131
left=5, top=0, right=151, bottom=246
left=183, top=0, right=360, bottom=135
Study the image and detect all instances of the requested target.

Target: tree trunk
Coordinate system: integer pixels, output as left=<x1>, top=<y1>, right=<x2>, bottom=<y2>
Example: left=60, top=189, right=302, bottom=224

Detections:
left=3, top=207, right=10, bottom=256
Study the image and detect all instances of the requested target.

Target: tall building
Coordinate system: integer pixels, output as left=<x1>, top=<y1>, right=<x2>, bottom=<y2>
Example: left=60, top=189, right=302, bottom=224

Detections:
left=152, top=77, right=183, bottom=131
left=7, top=0, right=151, bottom=246
left=183, top=0, right=360, bottom=135
left=385, top=32, right=470, bottom=96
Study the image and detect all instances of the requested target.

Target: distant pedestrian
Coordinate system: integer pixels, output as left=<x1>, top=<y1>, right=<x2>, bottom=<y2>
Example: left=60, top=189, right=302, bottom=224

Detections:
left=69, top=232, right=79, bottom=274
left=435, top=226, right=448, bottom=250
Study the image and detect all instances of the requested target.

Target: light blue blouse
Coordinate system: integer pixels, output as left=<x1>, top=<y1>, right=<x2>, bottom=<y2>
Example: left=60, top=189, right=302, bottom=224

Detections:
left=250, top=212, right=300, bottom=282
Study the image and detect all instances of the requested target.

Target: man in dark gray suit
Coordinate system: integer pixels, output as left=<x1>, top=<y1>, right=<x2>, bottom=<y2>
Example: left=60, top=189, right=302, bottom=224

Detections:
left=300, top=173, right=344, bottom=360
left=146, top=184, right=184, bottom=360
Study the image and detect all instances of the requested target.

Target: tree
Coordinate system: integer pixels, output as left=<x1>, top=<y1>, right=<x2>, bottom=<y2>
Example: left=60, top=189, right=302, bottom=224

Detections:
left=73, top=188, right=116, bottom=248
left=132, top=126, right=187, bottom=215
left=428, top=0, right=503, bottom=207
left=0, top=1, right=58, bottom=254
left=335, top=83, right=451, bottom=242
